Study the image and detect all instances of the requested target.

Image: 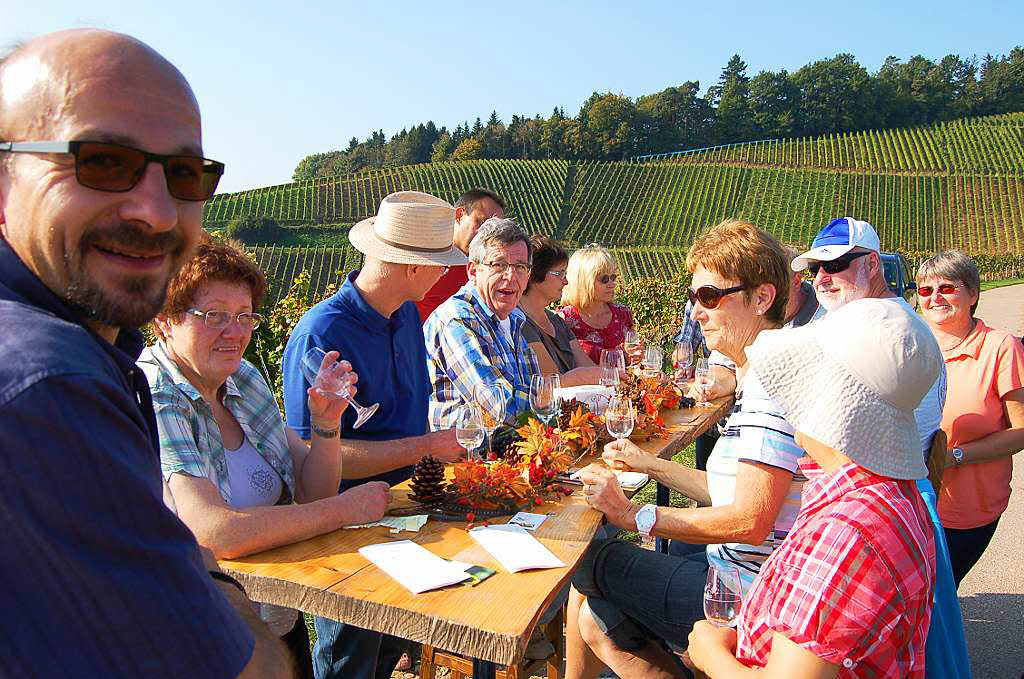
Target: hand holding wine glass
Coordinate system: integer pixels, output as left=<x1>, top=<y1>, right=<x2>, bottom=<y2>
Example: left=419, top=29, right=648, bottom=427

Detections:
left=454, top=405, right=485, bottom=462
left=605, top=395, right=635, bottom=442
left=300, top=347, right=380, bottom=428
left=623, top=330, right=642, bottom=365
left=703, top=563, right=742, bottom=627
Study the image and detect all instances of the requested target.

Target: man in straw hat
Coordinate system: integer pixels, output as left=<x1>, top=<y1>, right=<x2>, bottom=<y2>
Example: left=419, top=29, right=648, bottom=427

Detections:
left=0, top=29, right=290, bottom=677
left=793, top=217, right=969, bottom=677
left=282, top=191, right=468, bottom=679
left=688, top=297, right=940, bottom=676
left=424, top=217, right=540, bottom=432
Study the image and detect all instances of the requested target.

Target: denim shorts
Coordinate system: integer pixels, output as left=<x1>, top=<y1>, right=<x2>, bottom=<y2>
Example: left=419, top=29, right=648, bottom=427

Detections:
left=571, top=538, right=708, bottom=654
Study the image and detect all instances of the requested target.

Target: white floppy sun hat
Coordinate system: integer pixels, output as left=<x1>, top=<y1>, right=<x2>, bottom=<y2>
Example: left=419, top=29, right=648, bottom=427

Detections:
left=349, top=191, right=469, bottom=267
left=745, top=297, right=942, bottom=480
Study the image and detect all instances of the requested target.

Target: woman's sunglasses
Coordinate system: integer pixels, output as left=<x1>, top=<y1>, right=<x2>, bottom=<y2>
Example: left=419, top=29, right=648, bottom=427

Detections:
left=688, top=284, right=747, bottom=309
left=598, top=274, right=619, bottom=284
left=918, top=283, right=959, bottom=297
left=0, top=140, right=224, bottom=201
left=806, top=250, right=871, bottom=277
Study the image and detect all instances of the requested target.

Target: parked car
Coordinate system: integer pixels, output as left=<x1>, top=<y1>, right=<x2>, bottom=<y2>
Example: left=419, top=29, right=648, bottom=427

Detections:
left=881, top=252, right=917, bottom=306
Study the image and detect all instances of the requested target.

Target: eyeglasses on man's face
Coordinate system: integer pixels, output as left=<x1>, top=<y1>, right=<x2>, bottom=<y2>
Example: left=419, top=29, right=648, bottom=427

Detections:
left=187, top=308, right=262, bottom=330
left=0, top=140, right=224, bottom=201
left=481, top=260, right=532, bottom=276
left=807, top=250, right=871, bottom=277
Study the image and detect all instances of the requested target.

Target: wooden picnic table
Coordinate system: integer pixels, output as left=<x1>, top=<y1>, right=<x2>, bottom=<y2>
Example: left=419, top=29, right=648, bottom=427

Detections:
left=219, top=397, right=731, bottom=676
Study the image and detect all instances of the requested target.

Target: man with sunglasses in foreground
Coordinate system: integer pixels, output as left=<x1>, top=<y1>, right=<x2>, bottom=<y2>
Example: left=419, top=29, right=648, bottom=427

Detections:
left=792, top=217, right=970, bottom=677
left=0, top=30, right=288, bottom=677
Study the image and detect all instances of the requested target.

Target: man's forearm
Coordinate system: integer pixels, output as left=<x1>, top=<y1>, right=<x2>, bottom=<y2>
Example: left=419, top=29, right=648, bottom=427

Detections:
left=337, top=434, right=427, bottom=477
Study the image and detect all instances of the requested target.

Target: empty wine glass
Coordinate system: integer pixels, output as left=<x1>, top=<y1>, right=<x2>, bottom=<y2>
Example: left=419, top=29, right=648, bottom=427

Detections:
left=530, top=374, right=562, bottom=427
left=600, top=347, right=626, bottom=373
left=473, top=382, right=506, bottom=458
left=671, top=342, right=693, bottom=392
left=599, top=365, right=620, bottom=390
left=300, top=346, right=379, bottom=429
left=703, top=563, right=742, bottom=627
left=642, top=344, right=664, bottom=378
left=695, top=358, right=716, bottom=406
left=454, top=405, right=485, bottom=462
left=605, top=395, right=635, bottom=442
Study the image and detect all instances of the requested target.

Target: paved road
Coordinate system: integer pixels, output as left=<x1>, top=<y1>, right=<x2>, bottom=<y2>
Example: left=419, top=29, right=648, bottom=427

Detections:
left=959, top=285, right=1024, bottom=679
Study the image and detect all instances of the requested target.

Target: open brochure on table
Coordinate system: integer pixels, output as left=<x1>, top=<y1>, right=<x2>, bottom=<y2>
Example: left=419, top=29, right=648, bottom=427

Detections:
left=358, top=540, right=470, bottom=594
left=469, top=524, right=565, bottom=573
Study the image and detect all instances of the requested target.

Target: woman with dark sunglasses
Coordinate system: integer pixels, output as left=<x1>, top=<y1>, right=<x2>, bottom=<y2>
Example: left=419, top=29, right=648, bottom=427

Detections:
left=565, top=220, right=807, bottom=679
left=916, top=250, right=1024, bottom=586
left=558, top=244, right=640, bottom=365
left=518, top=236, right=606, bottom=386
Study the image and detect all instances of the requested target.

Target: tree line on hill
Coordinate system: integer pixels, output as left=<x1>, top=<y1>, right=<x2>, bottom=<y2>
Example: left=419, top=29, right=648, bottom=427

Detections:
left=293, top=48, right=1024, bottom=181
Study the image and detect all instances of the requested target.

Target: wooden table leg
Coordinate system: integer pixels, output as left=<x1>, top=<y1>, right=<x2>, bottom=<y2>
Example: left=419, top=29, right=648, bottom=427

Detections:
left=472, top=658, right=497, bottom=679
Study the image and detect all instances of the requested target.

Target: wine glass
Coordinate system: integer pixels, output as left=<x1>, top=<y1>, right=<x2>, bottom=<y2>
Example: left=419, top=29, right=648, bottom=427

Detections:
left=703, top=563, right=742, bottom=627
left=300, top=346, right=380, bottom=429
left=671, top=342, right=693, bottom=392
left=695, top=358, right=716, bottom=406
left=454, top=405, right=485, bottom=462
left=605, top=395, right=635, bottom=442
left=623, top=330, right=641, bottom=364
left=473, top=382, right=506, bottom=459
left=641, top=344, right=664, bottom=378
left=530, top=374, right=562, bottom=427
left=600, top=347, right=626, bottom=373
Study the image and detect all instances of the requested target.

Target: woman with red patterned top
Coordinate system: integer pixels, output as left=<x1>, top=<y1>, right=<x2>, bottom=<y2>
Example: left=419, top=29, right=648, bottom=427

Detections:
left=558, top=244, right=639, bottom=365
left=687, top=298, right=939, bottom=678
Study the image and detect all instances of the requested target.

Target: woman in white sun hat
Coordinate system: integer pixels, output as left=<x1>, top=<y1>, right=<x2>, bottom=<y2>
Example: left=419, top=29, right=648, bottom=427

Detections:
left=688, top=297, right=942, bottom=678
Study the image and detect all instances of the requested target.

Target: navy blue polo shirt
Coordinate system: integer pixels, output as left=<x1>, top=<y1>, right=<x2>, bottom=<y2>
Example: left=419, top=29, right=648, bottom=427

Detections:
left=282, top=270, right=428, bottom=490
left=0, top=239, right=253, bottom=676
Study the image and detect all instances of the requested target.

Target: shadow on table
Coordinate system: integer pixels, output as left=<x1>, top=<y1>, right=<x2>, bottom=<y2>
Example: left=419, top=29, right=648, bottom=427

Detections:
left=958, top=592, right=1024, bottom=679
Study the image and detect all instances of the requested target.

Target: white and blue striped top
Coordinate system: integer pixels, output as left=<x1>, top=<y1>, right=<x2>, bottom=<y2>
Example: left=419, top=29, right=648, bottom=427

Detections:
left=705, top=368, right=806, bottom=592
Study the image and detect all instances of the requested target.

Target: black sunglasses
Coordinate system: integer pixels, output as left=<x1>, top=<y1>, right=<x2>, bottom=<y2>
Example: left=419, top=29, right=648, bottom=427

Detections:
left=688, top=284, right=747, bottom=309
left=807, top=250, right=871, bottom=277
left=598, top=273, right=619, bottom=284
left=0, top=140, right=224, bottom=201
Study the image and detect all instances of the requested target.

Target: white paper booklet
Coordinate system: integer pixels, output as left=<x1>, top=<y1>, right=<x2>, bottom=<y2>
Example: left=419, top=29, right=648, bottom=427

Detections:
left=570, top=468, right=650, bottom=489
left=358, top=540, right=470, bottom=594
left=469, top=524, right=565, bottom=573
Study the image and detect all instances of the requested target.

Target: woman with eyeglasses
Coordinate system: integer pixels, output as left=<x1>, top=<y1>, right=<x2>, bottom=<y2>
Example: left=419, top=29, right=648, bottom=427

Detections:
left=518, top=236, right=606, bottom=386
left=137, top=239, right=389, bottom=677
left=565, top=220, right=807, bottom=679
left=916, top=250, right=1024, bottom=586
left=558, top=244, right=639, bottom=365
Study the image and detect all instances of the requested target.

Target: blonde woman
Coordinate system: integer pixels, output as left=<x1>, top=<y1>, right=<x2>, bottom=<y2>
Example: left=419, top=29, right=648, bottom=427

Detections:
left=558, top=244, right=637, bottom=364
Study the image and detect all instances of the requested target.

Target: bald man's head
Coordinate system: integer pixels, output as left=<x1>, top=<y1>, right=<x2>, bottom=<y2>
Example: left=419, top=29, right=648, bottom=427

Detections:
left=0, top=29, right=208, bottom=333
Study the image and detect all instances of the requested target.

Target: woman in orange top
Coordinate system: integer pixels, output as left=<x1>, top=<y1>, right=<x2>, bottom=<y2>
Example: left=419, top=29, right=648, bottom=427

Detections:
left=917, top=250, right=1024, bottom=586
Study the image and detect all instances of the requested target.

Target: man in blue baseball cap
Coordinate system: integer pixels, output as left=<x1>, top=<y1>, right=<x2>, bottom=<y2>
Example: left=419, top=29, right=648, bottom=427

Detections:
left=792, top=216, right=971, bottom=679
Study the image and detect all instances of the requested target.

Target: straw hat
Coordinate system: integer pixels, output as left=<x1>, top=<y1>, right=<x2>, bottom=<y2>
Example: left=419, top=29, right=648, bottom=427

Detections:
left=745, top=297, right=941, bottom=480
left=349, top=191, right=469, bottom=267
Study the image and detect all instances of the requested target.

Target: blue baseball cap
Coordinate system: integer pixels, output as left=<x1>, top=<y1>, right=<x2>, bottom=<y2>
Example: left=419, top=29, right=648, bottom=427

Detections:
left=791, top=217, right=881, bottom=272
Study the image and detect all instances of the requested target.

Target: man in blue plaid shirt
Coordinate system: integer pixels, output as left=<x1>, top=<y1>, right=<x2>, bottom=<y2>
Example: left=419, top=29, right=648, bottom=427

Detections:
left=425, top=218, right=540, bottom=431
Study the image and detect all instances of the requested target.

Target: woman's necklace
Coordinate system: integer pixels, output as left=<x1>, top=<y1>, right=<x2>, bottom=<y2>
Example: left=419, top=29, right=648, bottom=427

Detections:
left=939, top=319, right=976, bottom=352
left=580, top=304, right=611, bottom=328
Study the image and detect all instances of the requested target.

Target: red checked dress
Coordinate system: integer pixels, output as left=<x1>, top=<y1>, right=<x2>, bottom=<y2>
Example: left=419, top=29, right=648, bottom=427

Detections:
left=557, top=303, right=634, bottom=365
left=735, top=458, right=935, bottom=677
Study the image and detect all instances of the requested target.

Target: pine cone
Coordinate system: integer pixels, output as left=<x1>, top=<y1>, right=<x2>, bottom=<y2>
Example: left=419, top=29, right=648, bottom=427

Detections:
left=491, top=425, right=522, bottom=461
left=409, top=455, right=446, bottom=505
left=557, top=398, right=589, bottom=429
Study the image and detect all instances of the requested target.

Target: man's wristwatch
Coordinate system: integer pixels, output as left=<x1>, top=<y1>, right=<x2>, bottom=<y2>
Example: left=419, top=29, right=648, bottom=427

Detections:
left=635, top=504, right=657, bottom=538
left=951, top=447, right=965, bottom=466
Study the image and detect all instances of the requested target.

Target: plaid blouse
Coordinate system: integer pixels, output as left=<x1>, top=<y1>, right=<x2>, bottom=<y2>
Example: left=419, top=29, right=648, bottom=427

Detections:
left=425, top=283, right=539, bottom=431
left=138, top=342, right=295, bottom=506
left=736, top=458, right=934, bottom=677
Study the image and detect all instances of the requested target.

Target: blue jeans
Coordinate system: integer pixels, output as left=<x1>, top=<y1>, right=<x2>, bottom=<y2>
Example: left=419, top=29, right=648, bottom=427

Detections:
left=572, top=538, right=708, bottom=670
left=312, top=617, right=407, bottom=679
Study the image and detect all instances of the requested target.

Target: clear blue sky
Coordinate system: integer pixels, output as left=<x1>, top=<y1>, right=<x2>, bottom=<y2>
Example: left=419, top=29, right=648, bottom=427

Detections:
left=5, top=0, right=1021, bottom=193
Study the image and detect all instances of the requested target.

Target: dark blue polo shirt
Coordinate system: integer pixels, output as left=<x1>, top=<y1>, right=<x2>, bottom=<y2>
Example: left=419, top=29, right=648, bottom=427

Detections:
left=282, top=270, right=428, bottom=490
left=0, top=239, right=253, bottom=677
